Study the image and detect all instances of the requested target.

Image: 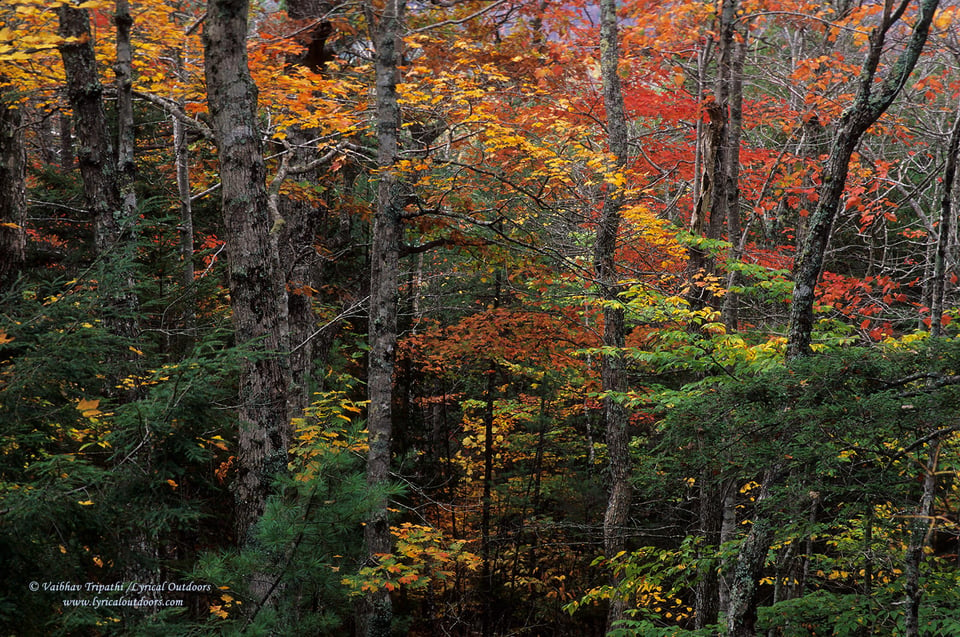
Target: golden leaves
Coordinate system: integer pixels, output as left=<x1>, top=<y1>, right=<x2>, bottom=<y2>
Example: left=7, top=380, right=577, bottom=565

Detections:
left=75, top=398, right=102, bottom=419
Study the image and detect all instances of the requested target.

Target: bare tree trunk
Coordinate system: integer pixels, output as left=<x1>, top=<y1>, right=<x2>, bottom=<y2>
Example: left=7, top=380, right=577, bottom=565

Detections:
left=363, top=0, right=405, bottom=634
left=719, top=6, right=746, bottom=329
left=719, top=486, right=738, bottom=611
left=56, top=5, right=121, bottom=255
left=59, top=112, right=73, bottom=170
left=787, top=0, right=940, bottom=359
left=114, top=0, right=137, bottom=232
left=0, top=83, right=26, bottom=289
left=930, top=99, right=960, bottom=337
left=597, top=0, right=632, bottom=630
left=170, top=12, right=197, bottom=353
left=57, top=3, right=139, bottom=341
left=203, top=0, right=292, bottom=572
left=480, top=360, right=497, bottom=637
left=903, top=443, right=939, bottom=637
left=173, top=108, right=195, bottom=334
left=725, top=467, right=781, bottom=637
left=694, top=479, right=723, bottom=628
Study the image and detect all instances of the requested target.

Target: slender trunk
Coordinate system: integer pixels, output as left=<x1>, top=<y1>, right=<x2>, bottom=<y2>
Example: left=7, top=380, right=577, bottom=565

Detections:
left=720, top=17, right=746, bottom=329
left=0, top=85, right=26, bottom=289
left=114, top=0, right=137, bottom=230
left=930, top=99, right=960, bottom=337
left=364, top=0, right=405, bottom=634
left=480, top=361, right=496, bottom=637
left=694, top=479, right=722, bottom=628
left=787, top=0, right=940, bottom=358
left=172, top=26, right=195, bottom=348
left=59, top=112, right=73, bottom=170
left=903, top=443, right=939, bottom=637
left=597, top=0, right=632, bottom=630
left=726, top=467, right=781, bottom=637
left=173, top=109, right=195, bottom=336
left=203, top=0, right=292, bottom=568
left=719, top=485, right=738, bottom=613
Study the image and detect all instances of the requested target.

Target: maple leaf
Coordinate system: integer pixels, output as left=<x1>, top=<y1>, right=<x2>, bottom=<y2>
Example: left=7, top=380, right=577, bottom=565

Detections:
left=76, top=398, right=102, bottom=418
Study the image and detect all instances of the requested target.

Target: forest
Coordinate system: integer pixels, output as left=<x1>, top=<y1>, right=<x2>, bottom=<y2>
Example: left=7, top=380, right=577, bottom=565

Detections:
left=2, top=0, right=960, bottom=635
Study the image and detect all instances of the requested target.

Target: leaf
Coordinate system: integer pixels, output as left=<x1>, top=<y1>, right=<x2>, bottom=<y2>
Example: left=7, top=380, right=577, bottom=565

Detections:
left=76, top=398, right=102, bottom=418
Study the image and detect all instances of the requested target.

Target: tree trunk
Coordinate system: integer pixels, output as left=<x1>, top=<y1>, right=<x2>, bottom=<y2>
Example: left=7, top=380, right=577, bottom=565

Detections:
left=114, top=0, right=137, bottom=233
left=597, top=0, right=632, bottom=630
left=0, top=84, right=26, bottom=289
left=203, top=0, right=291, bottom=561
left=719, top=7, right=746, bottom=330
left=903, top=443, right=939, bottom=637
left=480, top=360, right=497, bottom=637
left=694, top=479, right=723, bottom=628
left=57, top=3, right=139, bottom=341
left=930, top=99, right=960, bottom=337
left=787, top=0, right=940, bottom=359
left=56, top=5, right=121, bottom=255
left=725, top=467, right=781, bottom=637
left=173, top=105, right=195, bottom=343
left=364, top=0, right=406, bottom=634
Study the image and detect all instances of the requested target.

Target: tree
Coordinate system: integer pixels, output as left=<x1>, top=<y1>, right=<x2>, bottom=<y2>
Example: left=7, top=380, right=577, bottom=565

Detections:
left=787, top=0, right=941, bottom=359
left=596, top=0, right=632, bottom=630
left=363, top=0, right=405, bottom=633
left=202, top=0, right=291, bottom=570
left=0, top=82, right=25, bottom=288
left=929, top=98, right=960, bottom=337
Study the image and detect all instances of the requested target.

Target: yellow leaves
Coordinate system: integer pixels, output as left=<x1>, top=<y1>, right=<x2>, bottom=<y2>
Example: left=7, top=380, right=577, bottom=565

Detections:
left=933, top=6, right=958, bottom=30
left=77, top=0, right=111, bottom=9
left=289, top=390, right=369, bottom=480
left=78, top=499, right=94, bottom=506
left=209, top=605, right=229, bottom=620
left=210, top=590, right=240, bottom=619
left=76, top=398, right=102, bottom=419
left=343, top=523, right=480, bottom=597
left=604, top=171, right=627, bottom=188
left=0, top=331, right=13, bottom=345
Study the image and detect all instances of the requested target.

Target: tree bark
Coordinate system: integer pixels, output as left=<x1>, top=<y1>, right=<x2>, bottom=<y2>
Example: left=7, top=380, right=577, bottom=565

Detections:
left=903, top=443, right=939, bottom=637
left=694, top=479, right=723, bottom=628
left=480, top=360, right=497, bottom=637
left=0, top=84, right=26, bottom=289
left=364, top=0, right=406, bottom=634
left=173, top=103, right=196, bottom=341
left=786, top=0, right=941, bottom=359
left=725, top=467, right=781, bottom=637
left=719, top=6, right=746, bottom=330
left=203, top=0, right=291, bottom=559
left=57, top=4, right=140, bottom=341
left=56, top=5, right=122, bottom=255
left=930, top=99, right=960, bottom=337
left=114, top=0, right=137, bottom=233
left=597, top=0, right=632, bottom=630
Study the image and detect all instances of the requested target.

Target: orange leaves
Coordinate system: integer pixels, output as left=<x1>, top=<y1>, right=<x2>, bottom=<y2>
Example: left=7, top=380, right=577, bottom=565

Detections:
left=342, top=523, right=479, bottom=596
left=75, top=398, right=102, bottom=419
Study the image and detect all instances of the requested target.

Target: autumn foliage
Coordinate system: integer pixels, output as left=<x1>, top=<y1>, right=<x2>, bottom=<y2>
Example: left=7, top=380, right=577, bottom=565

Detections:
left=2, top=0, right=960, bottom=635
